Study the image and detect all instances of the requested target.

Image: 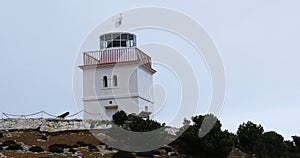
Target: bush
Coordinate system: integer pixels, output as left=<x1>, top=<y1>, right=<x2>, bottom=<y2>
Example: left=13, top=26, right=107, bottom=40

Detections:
left=136, top=151, right=154, bottom=157
left=1, top=140, right=16, bottom=146
left=112, top=111, right=128, bottom=126
left=72, top=144, right=79, bottom=148
left=128, top=116, right=162, bottom=132
left=100, top=142, right=106, bottom=145
left=77, top=141, right=89, bottom=147
left=49, top=144, right=71, bottom=153
left=6, top=144, right=23, bottom=150
left=88, top=144, right=97, bottom=151
left=112, top=151, right=135, bottom=158
left=29, top=146, right=44, bottom=152
left=49, top=145, right=63, bottom=153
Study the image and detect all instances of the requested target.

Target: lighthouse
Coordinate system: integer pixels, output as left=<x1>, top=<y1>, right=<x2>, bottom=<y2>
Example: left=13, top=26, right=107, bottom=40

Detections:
left=79, top=31, right=156, bottom=120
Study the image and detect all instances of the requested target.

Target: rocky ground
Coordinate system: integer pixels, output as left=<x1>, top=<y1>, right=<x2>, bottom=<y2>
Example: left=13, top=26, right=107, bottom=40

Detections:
left=0, top=130, right=179, bottom=158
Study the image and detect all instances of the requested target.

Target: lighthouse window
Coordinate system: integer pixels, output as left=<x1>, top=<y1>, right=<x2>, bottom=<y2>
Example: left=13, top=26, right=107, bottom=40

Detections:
left=113, top=41, right=121, bottom=47
left=103, top=76, right=108, bottom=88
left=107, top=42, right=113, bottom=48
left=113, top=75, right=118, bottom=87
left=121, top=34, right=127, bottom=39
left=113, top=33, right=120, bottom=40
left=128, top=34, right=134, bottom=40
left=105, top=34, right=112, bottom=40
left=121, top=41, right=126, bottom=47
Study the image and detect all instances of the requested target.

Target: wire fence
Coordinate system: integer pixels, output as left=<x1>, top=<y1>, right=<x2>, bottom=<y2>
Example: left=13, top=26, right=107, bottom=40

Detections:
left=1, top=110, right=103, bottom=119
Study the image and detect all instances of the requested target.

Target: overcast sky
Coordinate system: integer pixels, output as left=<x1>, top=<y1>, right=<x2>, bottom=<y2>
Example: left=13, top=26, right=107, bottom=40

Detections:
left=1, top=0, right=300, bottom=140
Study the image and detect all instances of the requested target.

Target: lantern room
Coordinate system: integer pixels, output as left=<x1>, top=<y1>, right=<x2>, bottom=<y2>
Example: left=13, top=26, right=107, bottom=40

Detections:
left=99, top=32, right=137, bottom=49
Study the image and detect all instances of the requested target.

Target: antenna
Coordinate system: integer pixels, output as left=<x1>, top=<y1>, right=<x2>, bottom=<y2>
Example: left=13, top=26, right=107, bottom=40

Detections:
left=115, top=13, right=123, bottom=28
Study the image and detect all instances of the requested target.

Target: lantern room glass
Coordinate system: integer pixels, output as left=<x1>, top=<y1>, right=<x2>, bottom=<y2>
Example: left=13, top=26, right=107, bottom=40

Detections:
left=100, top=32, right=136, bottom=49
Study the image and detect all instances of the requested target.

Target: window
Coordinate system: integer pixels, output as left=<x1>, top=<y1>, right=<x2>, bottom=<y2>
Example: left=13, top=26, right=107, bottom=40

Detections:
left=120, top=41, right=126, bottom=47
left=113, top=41, right=121, bottom=47
left=103, top=76, right=108, bottom=88
left=113, top=75, right=118, bottom=87
left=109, top=101, right=113, bottom=104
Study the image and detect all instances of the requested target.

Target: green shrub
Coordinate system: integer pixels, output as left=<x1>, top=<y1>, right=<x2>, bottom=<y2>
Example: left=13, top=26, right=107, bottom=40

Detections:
left=136, top=151, right=154, bottom=157
left=72, top=144, right=79, bottom=148
left=49, top=145, right=63, bottom=153
left=77, top=141, right=89, bottom=147
left=100, top=142, right=106, bottom=145
left=112, top=111, right=128, bottom=126
left=88, top=144, right=97, bottom=151
left=6, top=144, right=23, bottom=150
left=29, top=146, right=44, bottom=152
left=1, top=140, right=16, bottom=146
left=48, top=144, right=70, bottom=153
left=112, top=151, right=135, bottom=158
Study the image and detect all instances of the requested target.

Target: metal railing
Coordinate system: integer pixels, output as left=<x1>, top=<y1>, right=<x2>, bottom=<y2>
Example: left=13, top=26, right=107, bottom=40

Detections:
left=83, top=47, right=152, bottom=68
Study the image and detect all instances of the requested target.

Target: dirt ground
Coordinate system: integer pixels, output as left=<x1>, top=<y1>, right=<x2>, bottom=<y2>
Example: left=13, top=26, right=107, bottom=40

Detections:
left=0, top=130, right=107, bottom=157
left=0, top=130, right=178, bottom=158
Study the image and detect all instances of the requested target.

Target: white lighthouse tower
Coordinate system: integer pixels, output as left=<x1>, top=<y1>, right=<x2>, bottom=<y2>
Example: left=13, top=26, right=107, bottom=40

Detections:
left=79, top=31, right=156, bottom=120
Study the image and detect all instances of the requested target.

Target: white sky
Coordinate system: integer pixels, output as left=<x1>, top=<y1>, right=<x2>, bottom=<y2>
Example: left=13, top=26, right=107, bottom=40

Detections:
left=1, top=0, right=300, bottom=140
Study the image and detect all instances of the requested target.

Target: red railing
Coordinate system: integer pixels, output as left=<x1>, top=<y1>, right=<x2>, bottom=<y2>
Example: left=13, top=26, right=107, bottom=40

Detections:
left=83, top=47, right=152, bottom=68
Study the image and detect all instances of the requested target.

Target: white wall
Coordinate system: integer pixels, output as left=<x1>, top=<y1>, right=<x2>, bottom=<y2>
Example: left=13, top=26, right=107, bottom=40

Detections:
left=137, top=66, right=154, bottom=102
left=82, top=62, right=155, bottom=120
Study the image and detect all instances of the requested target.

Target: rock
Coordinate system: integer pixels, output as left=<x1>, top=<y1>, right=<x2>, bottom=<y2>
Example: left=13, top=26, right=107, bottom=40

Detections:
left=37, top=139, right=47, bottom=142
left=0, top=118, right=112, bottom=132
left=97, top=145, right=116, bottom=156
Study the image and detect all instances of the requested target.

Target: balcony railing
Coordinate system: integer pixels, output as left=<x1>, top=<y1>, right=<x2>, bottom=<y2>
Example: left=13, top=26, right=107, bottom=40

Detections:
left=83, top=47, right=152, bottom=69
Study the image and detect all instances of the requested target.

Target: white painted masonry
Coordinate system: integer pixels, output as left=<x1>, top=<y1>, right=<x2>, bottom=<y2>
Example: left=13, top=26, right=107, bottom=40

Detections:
left=80, top=32, right=156, bottom=120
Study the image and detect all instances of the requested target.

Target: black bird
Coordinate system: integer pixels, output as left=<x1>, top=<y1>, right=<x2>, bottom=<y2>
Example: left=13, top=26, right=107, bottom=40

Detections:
left=56, top=112, right=70, bottom=119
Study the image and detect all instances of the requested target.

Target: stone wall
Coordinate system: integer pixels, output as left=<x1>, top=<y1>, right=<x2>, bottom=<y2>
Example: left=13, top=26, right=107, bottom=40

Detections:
left=0, top=118, right=112, bottom=132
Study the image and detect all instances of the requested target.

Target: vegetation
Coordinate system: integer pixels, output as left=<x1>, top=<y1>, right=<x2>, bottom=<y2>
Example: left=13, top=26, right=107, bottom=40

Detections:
left=48, top=144, right=71, bottom=153
left=1, top=140, right=16, bottom=147
left=136, top=151, right=154, bottom=157
left=68, top=148, right=76, bottom=153
left=112, top=111, right=163, bottom=132
left=286, top=136, right=300, bottom=157
left=0, top=112, right=298, bottom=157
left=76, top=141, right=89, bottom=147
left=88, top=144, right=97, bottom=151
left=112, top=150, right=135, bottom=158
left=171, top=114, right=236, bottom=158
left=72, top=144, right=79, bottom=148
left=6, top=143, right=23, bottom=150
left=29, top=146, right=44, bottom=152
left=0, top=140, right=23, bottom=151
left=112, top=111, right=300, bottom=158
left=112, top=110, right=128, bottom=126
left=237, top=121, right=264, bottom=155
left=49, top=145, right=64, bottom=153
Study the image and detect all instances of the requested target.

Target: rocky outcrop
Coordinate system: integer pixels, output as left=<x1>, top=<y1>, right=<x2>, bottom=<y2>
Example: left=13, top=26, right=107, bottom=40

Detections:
left=0, top=118, right=111, bottom=132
